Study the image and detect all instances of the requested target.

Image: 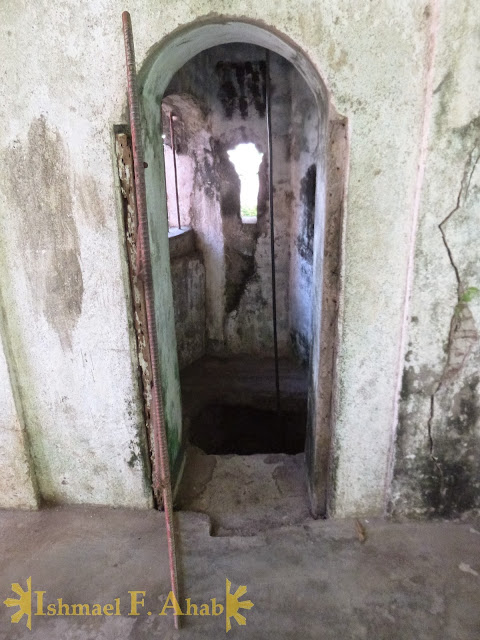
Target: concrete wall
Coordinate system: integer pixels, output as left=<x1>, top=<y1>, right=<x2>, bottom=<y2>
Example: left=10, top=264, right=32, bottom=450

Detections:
left=0, top=333, right=37, bottom=509
left=289, top=69, right=320, bottom=366
left=162, top=94, right=202, bottom=231
left=0, top=0, right=478, bottom=517
left=391, top=0, right=480, bottom=518
left=169, top=229, right=206, bottom=370
left=164, top=45, right=301, bottom=358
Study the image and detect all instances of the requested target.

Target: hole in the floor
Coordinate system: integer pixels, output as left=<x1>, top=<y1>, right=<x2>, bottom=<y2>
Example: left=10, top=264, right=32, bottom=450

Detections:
left=189, top=404, right=306, bottom=455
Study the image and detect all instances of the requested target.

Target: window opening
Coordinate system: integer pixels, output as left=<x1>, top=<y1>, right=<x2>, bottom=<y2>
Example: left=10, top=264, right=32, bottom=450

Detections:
left=227, top=143, right=263, bottom=221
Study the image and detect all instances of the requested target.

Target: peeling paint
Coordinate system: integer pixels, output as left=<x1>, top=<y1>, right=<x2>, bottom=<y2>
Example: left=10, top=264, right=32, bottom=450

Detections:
left=115, top=131, right=154, bottom=497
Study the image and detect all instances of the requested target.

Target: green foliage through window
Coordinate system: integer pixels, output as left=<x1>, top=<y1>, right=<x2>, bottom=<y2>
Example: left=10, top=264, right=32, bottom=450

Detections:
left=241, top=205, right=257, bottom=218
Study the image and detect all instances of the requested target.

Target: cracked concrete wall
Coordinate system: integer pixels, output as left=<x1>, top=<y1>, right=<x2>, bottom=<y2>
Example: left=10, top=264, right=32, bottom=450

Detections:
left=1, top=0, right=472, bottom=517
left=391, top=0, right=480, bottom=518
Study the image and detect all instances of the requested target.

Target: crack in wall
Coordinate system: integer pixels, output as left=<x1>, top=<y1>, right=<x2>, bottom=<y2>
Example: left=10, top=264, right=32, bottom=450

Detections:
left=438, top=146, right=479, bottom=292
left=427, top=142, right=480, bottom=497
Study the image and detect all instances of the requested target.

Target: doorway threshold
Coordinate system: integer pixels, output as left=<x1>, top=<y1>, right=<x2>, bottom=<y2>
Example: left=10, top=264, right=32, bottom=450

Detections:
left=176, top=446, right=310, bottom=536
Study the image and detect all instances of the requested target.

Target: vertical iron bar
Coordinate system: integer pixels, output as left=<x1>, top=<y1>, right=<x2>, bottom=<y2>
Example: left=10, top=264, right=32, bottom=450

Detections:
left=265, top=49, right=281, bottom=416
left=122, top=12, right=180, bottom=630
left=169, top=112, right=182, bottom=230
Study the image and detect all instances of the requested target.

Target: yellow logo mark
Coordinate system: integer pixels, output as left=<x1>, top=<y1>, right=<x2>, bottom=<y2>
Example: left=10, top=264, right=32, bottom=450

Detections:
left=3, top=577, right=32, bottom=630
left=2, top=577, right=253, bottom=632
left=225, top=578, right=254, bottom=632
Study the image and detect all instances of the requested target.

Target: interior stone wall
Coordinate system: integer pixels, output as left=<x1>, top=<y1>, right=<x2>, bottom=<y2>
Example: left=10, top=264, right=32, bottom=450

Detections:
left=288, top=68, right=321, bottom=366
left=169, top=229, right=206, bottom=370
left=162, top=94, right=200, bottom=230
left=164, top=44, right=317, bottom=360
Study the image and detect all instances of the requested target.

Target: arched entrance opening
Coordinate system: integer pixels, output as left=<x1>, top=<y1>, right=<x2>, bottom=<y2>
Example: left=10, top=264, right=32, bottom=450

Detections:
left=135, top=20, right=348, bottom=523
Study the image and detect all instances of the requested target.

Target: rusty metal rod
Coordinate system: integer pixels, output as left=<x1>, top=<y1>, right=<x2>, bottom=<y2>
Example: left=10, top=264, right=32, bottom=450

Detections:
left=265, top=49, right=281, bottom=416
left=122, top=11, right=180, bottom=630
left=169, top=113, right=182, bottom=230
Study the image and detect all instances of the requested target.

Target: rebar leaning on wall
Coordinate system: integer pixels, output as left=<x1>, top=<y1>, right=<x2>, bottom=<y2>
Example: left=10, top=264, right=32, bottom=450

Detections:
left=122, top=10, right=180, bottom=630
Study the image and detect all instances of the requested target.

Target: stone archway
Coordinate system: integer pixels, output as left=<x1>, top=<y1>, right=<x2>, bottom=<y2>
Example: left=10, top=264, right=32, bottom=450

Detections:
left=137, top=19, right=348, bottom=517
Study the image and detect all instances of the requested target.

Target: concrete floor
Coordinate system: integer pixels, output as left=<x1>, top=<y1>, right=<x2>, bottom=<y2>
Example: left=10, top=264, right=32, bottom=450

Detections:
left=1, top=507, right=480, bottom=639
left=176, top=447, right=310, bottom=535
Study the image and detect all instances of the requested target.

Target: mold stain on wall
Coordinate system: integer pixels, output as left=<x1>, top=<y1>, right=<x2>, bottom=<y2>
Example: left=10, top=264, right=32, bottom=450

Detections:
left=216, top=60, right=266, bottom=119
left=5, top=116, right=83, bottom=350
left=296, top=164, right=316, bottom=262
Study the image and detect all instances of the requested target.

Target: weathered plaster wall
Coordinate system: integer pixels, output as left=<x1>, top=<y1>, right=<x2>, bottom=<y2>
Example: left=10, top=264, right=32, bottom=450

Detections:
left=164, top=44, right=299, bottom=358
left=169, top=229, right=206, bottom=370
left=162, top=94, right=200, bottom=230
left=0, top=335, right=37, bottom=509
left=289, top=69, right=320, bottom=366
left=0, top=2, right=153, bottom=507
left=391, top=0, right=480, bottom=518
left=1, top=0, right=475, bottom=517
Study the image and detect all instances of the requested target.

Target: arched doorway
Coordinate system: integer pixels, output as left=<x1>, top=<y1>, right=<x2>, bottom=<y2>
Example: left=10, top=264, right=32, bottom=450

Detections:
left=135, top=20, right=348, bottom=519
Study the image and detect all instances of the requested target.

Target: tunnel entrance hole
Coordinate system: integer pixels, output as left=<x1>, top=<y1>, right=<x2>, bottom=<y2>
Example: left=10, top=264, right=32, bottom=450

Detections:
left=190, top=404, right=306, bottom=456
